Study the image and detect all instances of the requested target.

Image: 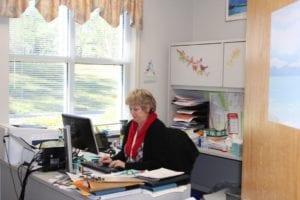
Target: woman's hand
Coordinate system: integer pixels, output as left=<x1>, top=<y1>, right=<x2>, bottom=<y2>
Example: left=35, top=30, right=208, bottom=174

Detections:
left=109, top=160, right=125, bottom=169
left=99, top=155, right=112, bottom=164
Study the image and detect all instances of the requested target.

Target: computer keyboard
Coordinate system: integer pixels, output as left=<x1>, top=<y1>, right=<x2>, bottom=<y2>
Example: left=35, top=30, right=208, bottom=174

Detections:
left=81, top=160, right=120, bottom=174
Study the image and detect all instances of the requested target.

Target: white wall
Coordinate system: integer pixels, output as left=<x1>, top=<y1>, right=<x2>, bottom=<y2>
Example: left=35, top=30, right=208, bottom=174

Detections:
left=139, top=0, right=194, bottom=122
left=0, top=17, right=9, bottom=124
left=0, top=17, right=8, bottom=200
left=0, top=0, right=247, bottom=125
left=138, top=0, right=246, bottom=123
left=192, top=0, right=246, bottom=41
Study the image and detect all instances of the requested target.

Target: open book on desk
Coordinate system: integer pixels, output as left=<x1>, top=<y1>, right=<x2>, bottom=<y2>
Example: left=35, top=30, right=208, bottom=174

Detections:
left=135, top=168, right=190, bottom=186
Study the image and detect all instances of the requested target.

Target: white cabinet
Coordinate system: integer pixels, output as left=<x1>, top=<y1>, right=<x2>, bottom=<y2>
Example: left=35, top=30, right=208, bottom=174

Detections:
left=169, top=40, right=245, bottom=89
left=170, top=42, right=223, bottom=87
left=167, top=39, right=245, bottom=127
left=223, top=41, right=246, bottom=88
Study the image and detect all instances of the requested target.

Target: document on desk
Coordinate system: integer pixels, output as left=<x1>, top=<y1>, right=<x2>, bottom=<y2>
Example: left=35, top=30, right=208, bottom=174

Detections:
left=136, top=168, right=189, bottom=186
left=66, top=172, right=81, bottom=182
left=137, top=168, right=184, bottom=180
left=98, top=176, right=144, bottom=183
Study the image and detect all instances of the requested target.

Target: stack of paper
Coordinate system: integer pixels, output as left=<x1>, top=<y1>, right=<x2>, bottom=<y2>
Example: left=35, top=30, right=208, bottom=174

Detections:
left=172, top=94, right=207, bottom=107
left=137, top=168, right=184, bottom=180
left=171, top=94, right=209, bottom=131
left=206, top=139, right=228, bottom=152
left=136, top=168, right=189, bottom=187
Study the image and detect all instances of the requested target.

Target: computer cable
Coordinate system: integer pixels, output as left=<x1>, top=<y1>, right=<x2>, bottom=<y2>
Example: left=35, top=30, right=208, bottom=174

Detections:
left=19, top=158, right=36, bottom=200
left=17, top=163, right=25, bottom=185
left=17, top=159, right=38, bottom=187
left=18, top=154, right=43, bottom=200
left=3, top=135, right=20, bottom=200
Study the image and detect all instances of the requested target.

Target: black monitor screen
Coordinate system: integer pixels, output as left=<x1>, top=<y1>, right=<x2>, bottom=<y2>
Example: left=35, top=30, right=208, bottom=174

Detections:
left=62, top=114, right=99, bottom=155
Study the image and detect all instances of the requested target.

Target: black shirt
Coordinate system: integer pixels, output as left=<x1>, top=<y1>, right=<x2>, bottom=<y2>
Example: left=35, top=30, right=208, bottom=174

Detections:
left=112, top=119, right=168, bottom=170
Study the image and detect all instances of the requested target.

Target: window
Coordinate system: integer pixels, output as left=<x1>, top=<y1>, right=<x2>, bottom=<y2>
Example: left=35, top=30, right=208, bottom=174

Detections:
left=9, top=2, right=130, bottom=128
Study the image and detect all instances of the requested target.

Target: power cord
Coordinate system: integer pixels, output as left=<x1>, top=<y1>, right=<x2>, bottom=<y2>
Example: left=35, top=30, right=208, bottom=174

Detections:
left=3, top=135, right=43, bottom=200
left=18, top=155, right=43, bottom=200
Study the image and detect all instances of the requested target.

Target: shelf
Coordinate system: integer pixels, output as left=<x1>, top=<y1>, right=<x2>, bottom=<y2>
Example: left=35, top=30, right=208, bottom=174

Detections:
left=198, top=147, right=242, bottom=161
left=171, top=85, right=244, bottom=93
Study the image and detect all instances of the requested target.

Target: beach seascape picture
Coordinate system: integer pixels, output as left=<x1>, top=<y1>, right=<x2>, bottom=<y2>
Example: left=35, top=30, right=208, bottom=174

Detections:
left=226, top=0, right=247, bottom=21
left=269, top=1, right=300, bottom=129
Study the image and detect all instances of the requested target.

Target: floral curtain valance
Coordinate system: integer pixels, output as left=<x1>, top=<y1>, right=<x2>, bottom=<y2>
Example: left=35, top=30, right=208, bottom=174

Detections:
left=0, top=0, right=143, bottom=30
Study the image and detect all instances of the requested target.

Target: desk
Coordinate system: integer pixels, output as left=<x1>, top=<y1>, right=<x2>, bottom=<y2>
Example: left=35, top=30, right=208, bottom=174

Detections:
left=0, top=159, right=191, bottom=200
left=191, top=148, right=242, bottom=193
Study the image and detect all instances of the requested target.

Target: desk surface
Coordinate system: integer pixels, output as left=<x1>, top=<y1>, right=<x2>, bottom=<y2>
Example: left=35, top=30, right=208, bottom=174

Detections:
left=203, top=188, right=227, bottom=200
left=198, top=147, right=242, bottom=161
left=0, top=159, right=191, bottom=200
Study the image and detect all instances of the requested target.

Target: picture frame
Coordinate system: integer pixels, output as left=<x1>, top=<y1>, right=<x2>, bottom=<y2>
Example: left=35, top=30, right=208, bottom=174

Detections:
left=268, top=1, right=300, bottom=130
left=225, top=0, right=247, bottom=21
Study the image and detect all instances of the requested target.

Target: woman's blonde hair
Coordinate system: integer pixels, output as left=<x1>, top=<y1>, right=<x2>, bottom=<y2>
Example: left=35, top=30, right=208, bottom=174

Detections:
left=125, top=89, right=156, bottom=113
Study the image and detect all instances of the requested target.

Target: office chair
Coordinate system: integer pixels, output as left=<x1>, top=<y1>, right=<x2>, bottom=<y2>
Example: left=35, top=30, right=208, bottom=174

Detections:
left=164, top=127, right=199, bottom=174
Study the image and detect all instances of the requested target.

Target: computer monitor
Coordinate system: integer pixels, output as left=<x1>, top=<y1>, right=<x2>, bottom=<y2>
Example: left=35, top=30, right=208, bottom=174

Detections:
left=61, top=114, right=99, bottom=155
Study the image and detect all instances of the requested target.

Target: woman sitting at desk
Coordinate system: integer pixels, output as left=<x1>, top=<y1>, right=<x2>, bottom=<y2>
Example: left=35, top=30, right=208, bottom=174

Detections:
left=100, top=88, right=168, bottom=170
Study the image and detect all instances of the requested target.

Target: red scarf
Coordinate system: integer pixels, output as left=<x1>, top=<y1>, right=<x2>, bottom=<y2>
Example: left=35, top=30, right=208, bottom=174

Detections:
left=125, top=112, right=157, bottom=159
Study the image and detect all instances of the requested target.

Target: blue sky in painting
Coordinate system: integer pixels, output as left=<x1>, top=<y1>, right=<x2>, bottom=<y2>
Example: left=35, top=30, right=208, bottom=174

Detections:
left=270, top=1, right=300, bottom=76
left=269, top=1, right=300, bottom=129
left=229, top=0, right=247, bottom=5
